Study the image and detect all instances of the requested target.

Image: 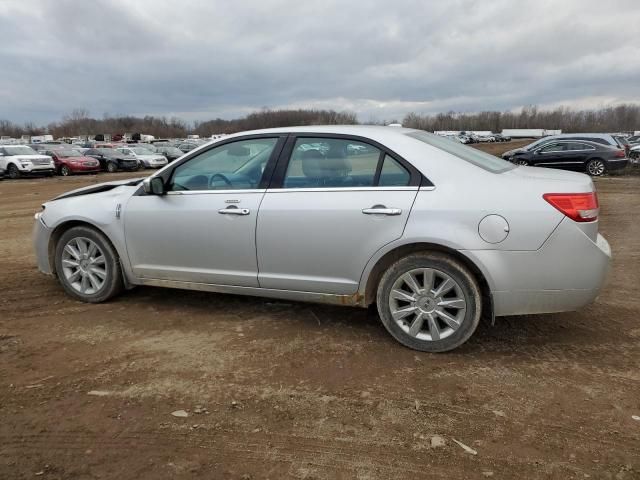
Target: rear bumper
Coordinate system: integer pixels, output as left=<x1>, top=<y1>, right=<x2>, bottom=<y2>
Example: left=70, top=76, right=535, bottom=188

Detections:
left=463, top=219, right=611, bottom=316
left=606, top=158, right=629, bottom=171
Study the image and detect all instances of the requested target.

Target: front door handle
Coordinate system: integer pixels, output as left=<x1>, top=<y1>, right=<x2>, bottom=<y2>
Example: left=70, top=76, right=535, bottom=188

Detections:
left=362, top=206, right=402, bottom=216
left=218, top=207, right=250, bottom=215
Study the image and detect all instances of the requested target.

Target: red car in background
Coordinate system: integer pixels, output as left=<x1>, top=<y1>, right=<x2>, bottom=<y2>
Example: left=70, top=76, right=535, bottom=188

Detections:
left=44, top=149, right=101, bottom=176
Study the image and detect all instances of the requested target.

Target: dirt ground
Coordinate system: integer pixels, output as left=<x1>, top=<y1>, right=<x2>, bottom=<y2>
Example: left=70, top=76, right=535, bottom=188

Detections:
left=1, top=144, right=639, bottom=479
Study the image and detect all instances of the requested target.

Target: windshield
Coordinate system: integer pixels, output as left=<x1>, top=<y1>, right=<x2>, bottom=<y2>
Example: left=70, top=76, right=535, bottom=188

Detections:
left=130, top=147, right=153, bottom=155
left=56, top=150, right=84, bottom=158
left=406, top=131, right=515, bottom=173
left=97, top=149, right=118, bottom=157
left=4, top=146, right=38, bottom=155
left=164, top=147, right=183, bottom=155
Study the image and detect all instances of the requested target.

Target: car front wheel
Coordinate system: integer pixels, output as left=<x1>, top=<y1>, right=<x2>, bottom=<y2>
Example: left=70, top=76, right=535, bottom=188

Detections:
left=106, top=162, right=117, bottom=173
left=7, top=164, right=20, bottom=179
left=376, top=253, right=481, bottom=352
left=54, top=226, right=123, bottom=303
left=60, top=165, right=71, bottom=176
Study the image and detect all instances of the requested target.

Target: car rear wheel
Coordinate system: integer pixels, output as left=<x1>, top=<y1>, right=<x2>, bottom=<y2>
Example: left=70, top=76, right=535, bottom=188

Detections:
left=106, top=162, right=117, bottom=173
left=7, top=164, right=20, bottom=179
left=376, top=253, right=481, bottom=352
left=60, top=165, right=71, bottom=176
left=586, top=158, right=606, bottom=176
left=55, top=226, right=123, bottom=303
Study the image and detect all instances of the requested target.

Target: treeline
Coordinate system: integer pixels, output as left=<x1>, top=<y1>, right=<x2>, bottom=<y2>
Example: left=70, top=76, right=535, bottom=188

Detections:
left=403, top=104, right=640, bottom=133
left=1, top=105, right=639, bottom=139
left=0, top=109, right=357, bottom=139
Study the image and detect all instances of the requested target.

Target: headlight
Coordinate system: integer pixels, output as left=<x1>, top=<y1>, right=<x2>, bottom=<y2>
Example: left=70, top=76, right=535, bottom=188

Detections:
left=21, top=161, right=31, bottom=166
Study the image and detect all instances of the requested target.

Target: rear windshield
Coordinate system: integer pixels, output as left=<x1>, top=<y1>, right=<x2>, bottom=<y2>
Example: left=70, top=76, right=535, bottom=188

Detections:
left=406, top=131, right=515, bottom=173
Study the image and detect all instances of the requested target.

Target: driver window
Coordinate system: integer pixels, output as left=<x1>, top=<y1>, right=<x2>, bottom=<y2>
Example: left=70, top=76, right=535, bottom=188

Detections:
left=169, top=138, right=278, bottom=191
left=540, top=143, right=565, bottom=153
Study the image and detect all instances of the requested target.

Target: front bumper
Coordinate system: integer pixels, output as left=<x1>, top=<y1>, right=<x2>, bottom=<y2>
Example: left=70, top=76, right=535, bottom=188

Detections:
left=33, top=214, right=54, bottom=275
left=19, top=165, right=55, bottom=175
left=463, top=218, right=611, bottom=317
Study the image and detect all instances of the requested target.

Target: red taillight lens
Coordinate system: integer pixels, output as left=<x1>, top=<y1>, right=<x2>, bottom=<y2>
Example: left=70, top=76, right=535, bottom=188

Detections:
left=543, top=192, right=599, bottom=222
left=615, top=150, right=626, bottom=158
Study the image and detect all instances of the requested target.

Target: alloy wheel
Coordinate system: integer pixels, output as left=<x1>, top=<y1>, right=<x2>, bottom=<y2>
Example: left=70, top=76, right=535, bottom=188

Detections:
left=515, top=159, right=529, bottom=166
left=61, top=165, right=70, bottom=176
left=61, top=237, right=107, bottom=295
left=8, top=164, right=20, bottom=179
left=587, top=159, right=605, bottom=176
left=388, top=267, right=467, bottom=341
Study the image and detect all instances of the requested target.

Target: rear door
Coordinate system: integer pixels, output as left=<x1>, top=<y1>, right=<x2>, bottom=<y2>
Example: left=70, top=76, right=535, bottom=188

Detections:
left=256, top=135, right=421, bottom=294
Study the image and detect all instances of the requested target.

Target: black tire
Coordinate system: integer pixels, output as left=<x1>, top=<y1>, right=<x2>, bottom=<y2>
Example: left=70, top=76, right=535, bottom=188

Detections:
left=586, top=158, right=606, bottom=176
left=376, top=253, right=482, bottom=352
left=514, top=158, right=529, bottom=166
left=54, top=226, right=123, bottom=303
left=106, top=162, right=117, bottom=173
left=60, top=165, right=71, bottom=176
left=7, top=164, right=20, bottom=179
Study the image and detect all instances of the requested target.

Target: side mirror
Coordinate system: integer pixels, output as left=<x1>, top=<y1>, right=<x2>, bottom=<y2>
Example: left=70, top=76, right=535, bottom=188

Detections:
left=143, top=177, right=166, bottom=195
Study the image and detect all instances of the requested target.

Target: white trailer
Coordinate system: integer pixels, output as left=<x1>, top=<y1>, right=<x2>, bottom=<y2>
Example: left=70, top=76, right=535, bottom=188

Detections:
left=30, top=134, right=54, bottom=143
left=501, top=129, right=547, bottom=138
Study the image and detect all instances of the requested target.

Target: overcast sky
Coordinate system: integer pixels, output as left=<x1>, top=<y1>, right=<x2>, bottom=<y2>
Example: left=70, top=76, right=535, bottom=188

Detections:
left=1, top=0, right=639, bottom=124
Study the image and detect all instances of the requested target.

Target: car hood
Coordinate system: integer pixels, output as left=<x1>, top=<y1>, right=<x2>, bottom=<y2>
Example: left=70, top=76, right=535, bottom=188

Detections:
left=52, top=177, right=145, bottom=201
left=137, top=154, right=165, bottom=160
left=631, top=144, right=640, bottom=152
left=63, top=156, right=99, bottom=162
left=502, top=147, right=527, bottom=157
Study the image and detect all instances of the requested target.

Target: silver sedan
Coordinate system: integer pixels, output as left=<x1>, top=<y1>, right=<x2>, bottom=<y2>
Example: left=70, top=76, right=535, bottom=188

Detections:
left=33, top=126, right=611, bottom=352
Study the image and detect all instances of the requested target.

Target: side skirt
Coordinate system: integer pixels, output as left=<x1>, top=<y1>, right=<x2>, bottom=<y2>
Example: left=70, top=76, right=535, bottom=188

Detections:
left=135, top=278, right=367, bottom=308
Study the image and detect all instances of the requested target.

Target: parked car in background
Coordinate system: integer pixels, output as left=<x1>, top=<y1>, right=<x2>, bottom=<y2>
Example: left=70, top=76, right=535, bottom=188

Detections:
left=84, top=148, right=139, bottom=172
left=116, top=146, right=168, bottom=169
left=502, top=133, right=627, bottom=161
left=509, top=140, right=627, bottom=176
left=154, top=145, right=184, bottom=162
left=0, top=145, right=55, bottom=178
left=177, top=142, right=200, bottom=153
left=44, top=149, right=101, bottom=176
left=493, top=134, right=511, bottom=142
left=626, top=135, right=640, bottom=145
left=33, top=126, right=610, bottom=353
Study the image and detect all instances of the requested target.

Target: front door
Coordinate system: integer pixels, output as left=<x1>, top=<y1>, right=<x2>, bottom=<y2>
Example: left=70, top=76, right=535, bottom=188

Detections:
left=124, top=136, right=283, bottom=286
left=257, top=135, right=420, bottom=294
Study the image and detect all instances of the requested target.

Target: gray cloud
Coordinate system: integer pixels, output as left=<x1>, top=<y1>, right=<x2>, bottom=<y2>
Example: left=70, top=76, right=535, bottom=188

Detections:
left=1, top=0, right=639, bottom=124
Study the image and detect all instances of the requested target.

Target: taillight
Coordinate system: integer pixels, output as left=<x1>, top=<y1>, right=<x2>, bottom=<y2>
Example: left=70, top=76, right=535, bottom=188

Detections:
left=543, top=192, right=599, bottom=222
left=615, top=150, right=626, bottom=158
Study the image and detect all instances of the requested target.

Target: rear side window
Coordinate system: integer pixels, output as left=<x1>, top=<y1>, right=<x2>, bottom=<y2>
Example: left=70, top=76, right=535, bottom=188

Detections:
left=284, top=138, right=381, bottom=188
left=567, top=142, right=595, bottom=151
left=379, top=155, right=410, bottom=186
left=406, top=131, right=514, bottom=173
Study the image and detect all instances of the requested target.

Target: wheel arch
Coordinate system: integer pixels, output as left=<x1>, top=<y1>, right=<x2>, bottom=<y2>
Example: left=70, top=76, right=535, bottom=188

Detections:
left=48, top=220, right=130, bottom=287
left=361, top=242, right=493, bottom=320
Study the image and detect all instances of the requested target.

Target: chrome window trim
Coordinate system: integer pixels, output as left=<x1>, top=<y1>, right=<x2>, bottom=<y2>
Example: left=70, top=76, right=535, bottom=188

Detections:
left=166, top=188, right=266, bottom=195
left=265, top=186, right=421, bottom=194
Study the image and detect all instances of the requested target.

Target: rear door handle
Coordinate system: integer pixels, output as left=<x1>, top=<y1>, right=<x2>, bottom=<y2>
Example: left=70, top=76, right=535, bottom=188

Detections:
left=218, top=207, right=250, bottom=215
left=362, top=206, right=402, bottom=216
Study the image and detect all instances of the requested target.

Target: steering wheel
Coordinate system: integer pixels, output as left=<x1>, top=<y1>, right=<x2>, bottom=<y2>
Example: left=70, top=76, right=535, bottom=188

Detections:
left=209, top=173, right=233, bottom=189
